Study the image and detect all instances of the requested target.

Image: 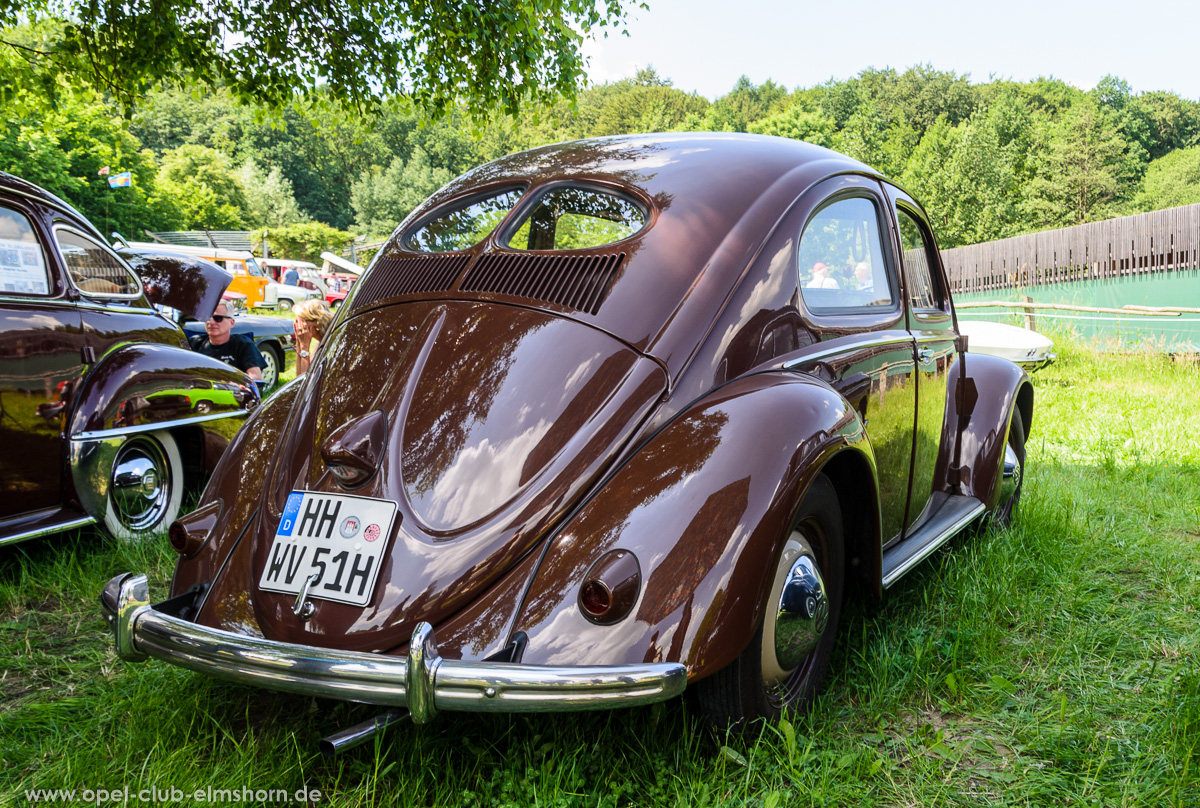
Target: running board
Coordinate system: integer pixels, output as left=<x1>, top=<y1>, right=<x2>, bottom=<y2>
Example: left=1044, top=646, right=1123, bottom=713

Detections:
left=881, top=495, right=986, bottom=588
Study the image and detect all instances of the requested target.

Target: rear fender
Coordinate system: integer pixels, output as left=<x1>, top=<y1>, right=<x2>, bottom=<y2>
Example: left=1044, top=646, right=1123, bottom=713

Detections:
left=510, top=371, right=877, bottom=680
left=67, top=343, right=258, bottom=522
left=934, top=353, right=1033, bottom=508
left=170, top=378, right=304, bottom=602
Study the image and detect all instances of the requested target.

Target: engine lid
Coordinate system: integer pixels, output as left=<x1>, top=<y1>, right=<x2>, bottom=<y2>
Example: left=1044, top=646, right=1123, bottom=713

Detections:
left=247, top=300, right=666, bottom=651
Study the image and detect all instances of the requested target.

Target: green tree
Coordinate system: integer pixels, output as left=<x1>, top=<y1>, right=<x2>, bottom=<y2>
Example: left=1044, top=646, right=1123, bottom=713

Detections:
left=890, top=64, right=977, bottom=131
left=1017, top=76, right=1081, bottom=115
left=351, top=148, right=452, bottom=238
left=835, top=103, right=890, bottom=171
left=0, top=55, right=173, bottom=236
left=0, top=0, right=636, bottom=118
left=265, top=222, right=355, bottom=264
left=237, top=159, right=305, bottom=228
left=155, top=144, right=247, bottom=228
left=704, top=76, right=789, bottom=132
left=1023, top=97, right=1133, bottom=227
left=584, top=68, right=709, bottom=136
left=1138, top=91, right=1200, bottom=158
left=1130, top=146, right=1200, bottom=211
left=748, top=105, right=836, bottom=148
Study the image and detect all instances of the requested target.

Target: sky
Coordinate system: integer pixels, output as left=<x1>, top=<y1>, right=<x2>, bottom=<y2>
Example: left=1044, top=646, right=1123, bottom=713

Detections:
left=581, top=0, right=1200, bottom=101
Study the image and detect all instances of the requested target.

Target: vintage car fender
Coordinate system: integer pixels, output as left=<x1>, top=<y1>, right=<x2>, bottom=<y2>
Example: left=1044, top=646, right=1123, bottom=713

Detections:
left=168, top=378, right=304, bottom=593
left=67, top=342, right=259, bottom=522
left=935, top=351, right=1034, bottom=509
left=509, top=370, right=878, bottom=681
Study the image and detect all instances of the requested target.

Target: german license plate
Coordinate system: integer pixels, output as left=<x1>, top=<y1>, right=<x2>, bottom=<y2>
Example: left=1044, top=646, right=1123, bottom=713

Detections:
left=257, top=491, right=397, bottom=606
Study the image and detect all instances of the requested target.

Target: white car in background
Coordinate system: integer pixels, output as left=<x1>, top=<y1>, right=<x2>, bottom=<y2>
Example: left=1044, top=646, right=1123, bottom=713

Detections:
left=959, top=320, right=1056, bottom=371
left=264, top=278, right=314, bottom=311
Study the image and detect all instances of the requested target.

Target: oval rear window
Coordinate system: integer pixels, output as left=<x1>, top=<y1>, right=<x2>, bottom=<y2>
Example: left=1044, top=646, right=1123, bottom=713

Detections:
left=405, top=188, right=524, bottom=253
left=505, top=187, right=646, bottom=250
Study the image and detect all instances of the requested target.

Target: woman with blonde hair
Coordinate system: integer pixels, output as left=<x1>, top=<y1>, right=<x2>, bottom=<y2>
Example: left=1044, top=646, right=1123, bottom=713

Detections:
left=292, top=298, right=333, bottom=375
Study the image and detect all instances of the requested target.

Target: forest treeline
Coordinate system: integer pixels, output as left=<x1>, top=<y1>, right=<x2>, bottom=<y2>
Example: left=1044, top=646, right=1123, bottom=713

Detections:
left=6, top=58, right=1200, bottom=260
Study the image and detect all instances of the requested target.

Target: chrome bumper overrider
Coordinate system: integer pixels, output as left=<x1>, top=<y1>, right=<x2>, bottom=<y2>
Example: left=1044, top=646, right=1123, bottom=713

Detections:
left=101, top=574, right=687, bottom=723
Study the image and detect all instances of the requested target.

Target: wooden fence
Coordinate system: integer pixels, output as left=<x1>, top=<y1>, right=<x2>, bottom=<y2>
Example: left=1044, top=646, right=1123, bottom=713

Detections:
left=941, top=203, right=1200, bottom=294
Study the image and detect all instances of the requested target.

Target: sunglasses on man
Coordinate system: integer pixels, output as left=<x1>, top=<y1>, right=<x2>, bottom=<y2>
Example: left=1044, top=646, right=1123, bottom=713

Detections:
left=208, top=314, right=232, bottom=323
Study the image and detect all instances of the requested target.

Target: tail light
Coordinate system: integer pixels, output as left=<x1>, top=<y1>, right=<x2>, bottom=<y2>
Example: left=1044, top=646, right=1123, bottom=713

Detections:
left=168, top=500, right=221, bottom=556
left=578, top=550, right=641, bottom=624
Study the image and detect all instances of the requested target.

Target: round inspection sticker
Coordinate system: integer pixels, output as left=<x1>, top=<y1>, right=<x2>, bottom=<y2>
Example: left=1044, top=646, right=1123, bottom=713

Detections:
left=339, top=516, right=361, bottom=538
left=364, top=524, right=381, bottom=542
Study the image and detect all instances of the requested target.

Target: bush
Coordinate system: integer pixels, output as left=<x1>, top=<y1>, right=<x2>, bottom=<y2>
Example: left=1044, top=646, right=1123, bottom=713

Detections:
left=263, top=222, right=355, bottom=264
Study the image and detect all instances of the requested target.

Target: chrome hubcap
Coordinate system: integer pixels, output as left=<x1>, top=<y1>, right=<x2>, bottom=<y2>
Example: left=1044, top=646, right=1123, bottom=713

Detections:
left=999, top=443, right=1021, bottom=504
left=261, top=350, right=278, bottom=386
left=776, top=555, right=829, bottom=670
left=762, top=532, right=828, bottom=684
left=110, top=438, right=171, bottom=530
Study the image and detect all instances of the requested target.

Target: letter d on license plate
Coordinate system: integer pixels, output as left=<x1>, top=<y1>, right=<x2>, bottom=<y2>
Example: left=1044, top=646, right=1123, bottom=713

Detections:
left=258, top=492, right=398, bottom=607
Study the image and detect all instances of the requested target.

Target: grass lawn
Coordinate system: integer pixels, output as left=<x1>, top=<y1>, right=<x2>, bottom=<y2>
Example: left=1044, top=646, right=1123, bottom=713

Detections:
left=1, top=336, right=1198, bottom=806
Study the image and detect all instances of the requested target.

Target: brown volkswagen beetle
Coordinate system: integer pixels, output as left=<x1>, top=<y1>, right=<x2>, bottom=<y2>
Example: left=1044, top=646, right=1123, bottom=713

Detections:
left=101, top=134, right=1032, bottom=744
left=0, top=172, right=259, bottom=544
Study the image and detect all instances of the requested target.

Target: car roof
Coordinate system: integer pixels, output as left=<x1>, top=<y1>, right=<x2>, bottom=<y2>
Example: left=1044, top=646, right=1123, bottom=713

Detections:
left=0, top=171, right=106, bottom=241
left=389, top=133, right=879, bottom=364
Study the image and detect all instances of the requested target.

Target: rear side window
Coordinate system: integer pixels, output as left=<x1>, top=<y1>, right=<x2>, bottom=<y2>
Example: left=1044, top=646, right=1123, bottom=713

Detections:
left=0, top=206, right=50, bottom=296
left=55, top=229, right=141, bottom=297
left=797, top=196, right=894, bottom=312
left=406, top=188, right=524, bottom=253
left=505, top=187, right=646, bottom=250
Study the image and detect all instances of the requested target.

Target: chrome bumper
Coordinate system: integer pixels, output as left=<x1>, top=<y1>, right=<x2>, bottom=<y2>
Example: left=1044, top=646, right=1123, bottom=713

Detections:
left=100, top=573, right=686, bottom=723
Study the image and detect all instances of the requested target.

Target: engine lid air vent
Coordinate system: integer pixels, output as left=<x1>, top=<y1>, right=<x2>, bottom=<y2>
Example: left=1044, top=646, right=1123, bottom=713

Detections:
left=460, top=252, right=626, bottom=315
left=349, top=254, right=471, bottom=312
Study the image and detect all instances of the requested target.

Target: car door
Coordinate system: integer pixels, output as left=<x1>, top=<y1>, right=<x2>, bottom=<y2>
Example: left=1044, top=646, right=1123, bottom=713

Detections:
left=882, top=185, right=957, bottom=532
left=0, top=200, right=85, bottom=520
left=791, top=177, right=918, bottom=544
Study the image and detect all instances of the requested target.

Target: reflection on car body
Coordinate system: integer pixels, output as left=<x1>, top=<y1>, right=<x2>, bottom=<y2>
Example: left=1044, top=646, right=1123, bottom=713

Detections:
left=101, top=134, right=1035, bottom=747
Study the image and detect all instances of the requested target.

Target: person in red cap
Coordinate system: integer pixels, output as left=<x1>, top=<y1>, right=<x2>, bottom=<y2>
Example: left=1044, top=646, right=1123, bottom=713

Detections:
left=806, top=261, right=839, bottom=289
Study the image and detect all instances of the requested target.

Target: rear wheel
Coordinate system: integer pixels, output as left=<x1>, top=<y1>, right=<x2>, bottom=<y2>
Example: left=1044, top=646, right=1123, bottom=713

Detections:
left=992, top=407, right=1026, bottom=528
left=102, top=430, right=184, bottom=542
left=259, top=342, right=282, bottom=388
left=695, top=474, right=844, bottom=736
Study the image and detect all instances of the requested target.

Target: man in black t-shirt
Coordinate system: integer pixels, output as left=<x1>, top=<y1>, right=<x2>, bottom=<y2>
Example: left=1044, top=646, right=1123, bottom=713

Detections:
left=188, top=302, right=264, bottom=380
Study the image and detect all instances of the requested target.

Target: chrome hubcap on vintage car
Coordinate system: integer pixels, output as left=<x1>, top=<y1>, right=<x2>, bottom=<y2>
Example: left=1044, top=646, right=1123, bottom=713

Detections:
left=762, top=533, right=829, bottom=683
left=111, top=438, right=172, bottom=531
left=999, top=444, right=1022, bottom=504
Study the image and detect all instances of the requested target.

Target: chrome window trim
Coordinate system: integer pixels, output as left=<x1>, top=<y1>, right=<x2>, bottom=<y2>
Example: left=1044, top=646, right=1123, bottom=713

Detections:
left=53, top=224, right=144, bottom=301
left=75, top=299, right=152, bottom=315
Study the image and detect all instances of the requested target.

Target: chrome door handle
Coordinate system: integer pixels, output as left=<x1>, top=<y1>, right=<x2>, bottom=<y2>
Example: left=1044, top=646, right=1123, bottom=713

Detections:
left=917, top=346, right=933, bottom=364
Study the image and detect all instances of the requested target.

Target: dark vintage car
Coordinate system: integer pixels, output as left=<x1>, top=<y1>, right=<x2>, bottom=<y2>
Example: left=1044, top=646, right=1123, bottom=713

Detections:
left=0, top=172, right=259, bottom=544
left=102, top=134, right=1033, bottom=745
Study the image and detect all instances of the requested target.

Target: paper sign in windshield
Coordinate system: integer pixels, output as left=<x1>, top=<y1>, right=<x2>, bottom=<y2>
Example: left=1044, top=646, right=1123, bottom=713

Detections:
left=0, top=239, right=49, bottom=295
